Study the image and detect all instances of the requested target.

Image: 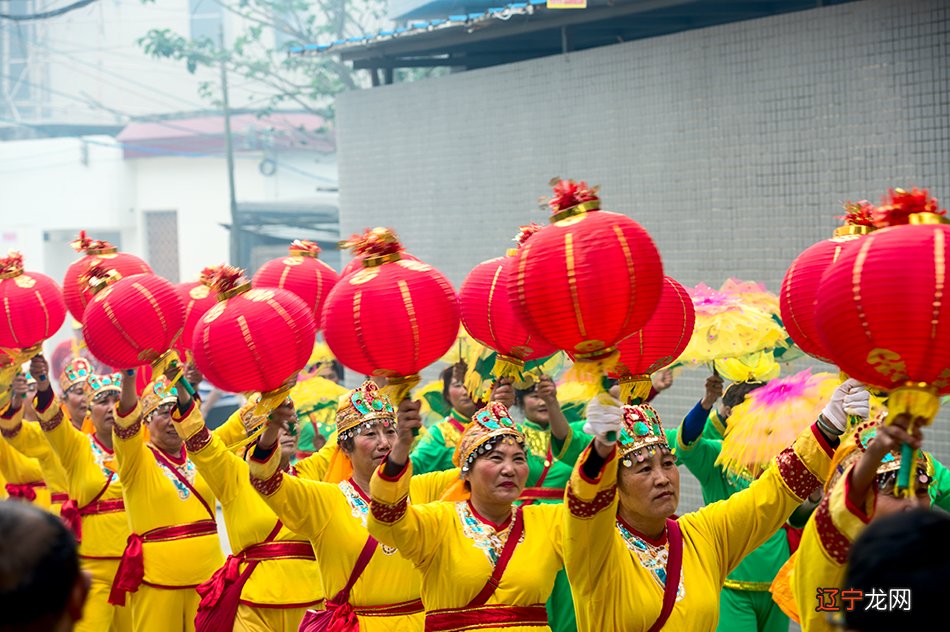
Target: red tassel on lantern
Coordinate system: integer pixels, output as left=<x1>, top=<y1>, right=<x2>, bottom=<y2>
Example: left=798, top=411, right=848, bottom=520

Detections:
left=459, top=226, right=557, bottom=381
left=192, top=266, right=316, bottom=409
left=177, top=266, right=223, bottom=355
left=613, top=277, right=695, bottom=403
left=63, top=232, right=152, bottom=322
left=509, top=180, right=664, bottom=375
left=323, top=228, right=459, bottom=402
left=82, top=273, right=185, bottom=370
left=0, top=252, right=67, bottom=353
left=780, top=202, right=875, bottom=363
left=252, top=240, right=339, bottom=322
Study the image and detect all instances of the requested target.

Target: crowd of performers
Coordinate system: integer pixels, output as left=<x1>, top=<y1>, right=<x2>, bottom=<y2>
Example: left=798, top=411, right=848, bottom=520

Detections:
left=2, top=347, right=949, bottom=632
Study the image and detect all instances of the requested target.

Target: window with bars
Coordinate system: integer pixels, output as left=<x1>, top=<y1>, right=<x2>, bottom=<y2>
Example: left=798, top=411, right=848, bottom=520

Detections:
left=144, top=210, right=180, bottom=283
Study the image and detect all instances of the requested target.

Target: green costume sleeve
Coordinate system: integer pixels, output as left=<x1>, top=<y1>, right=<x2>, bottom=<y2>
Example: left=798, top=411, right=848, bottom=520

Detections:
left=551, top=421, right=592, bottom=466
left=929, top=454, right=950, bottom=512
left=409, top=424, right=455, bottom=475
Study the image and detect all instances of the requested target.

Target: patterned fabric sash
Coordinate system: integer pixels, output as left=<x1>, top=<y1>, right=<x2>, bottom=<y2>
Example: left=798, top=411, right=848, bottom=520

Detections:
left=518, top=487, right=563, bottom=501
left=108, top=519, right=218, bottom=606
left=425, top=604, right=548, bottom=631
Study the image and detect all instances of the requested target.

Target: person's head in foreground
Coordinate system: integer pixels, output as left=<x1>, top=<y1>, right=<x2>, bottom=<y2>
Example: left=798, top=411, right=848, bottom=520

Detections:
left=0, top=501, right=88, bottom=632
left=843, top=508, right=950, bottom=630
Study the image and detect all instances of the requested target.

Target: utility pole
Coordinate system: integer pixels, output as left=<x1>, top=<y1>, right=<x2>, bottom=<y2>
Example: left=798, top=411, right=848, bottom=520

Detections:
left=220, top=27, right=240, bottom=267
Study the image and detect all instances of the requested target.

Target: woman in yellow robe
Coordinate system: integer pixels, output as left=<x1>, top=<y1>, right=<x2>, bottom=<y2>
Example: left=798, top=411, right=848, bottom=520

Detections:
left=170, top=380, right=323, bottom=632
left=22, top=360, right=133, bottom=632
left=562, top=385, right=851, bottom=632
left=369, top=400, right=564, bottom=631
left=785, top=412, right=931, bottom=632
left=248, top=380, right=458, bottom=631
left=110, top=372, right=224, bottom=632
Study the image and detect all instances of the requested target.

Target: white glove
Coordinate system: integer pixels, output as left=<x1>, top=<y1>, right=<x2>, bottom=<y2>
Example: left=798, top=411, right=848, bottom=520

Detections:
left=583, top=395, right=623, bottom=443
left=821, top=378, right=869, bottom=435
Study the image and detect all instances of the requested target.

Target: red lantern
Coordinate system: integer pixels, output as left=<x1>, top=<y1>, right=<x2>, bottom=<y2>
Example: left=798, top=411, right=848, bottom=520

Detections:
left=341, top=250, right=419, bottom=278
left=193, top=267, right=316, bottom=400
left=815, top=188, right=950, bottom=496
left=177, top=266, right=222, bottom=354
left=817, top=198, right=950, bottom=392
left=63, top=232, right=152, bottom=322
left=323, top=228, right=459, bottom=401
left=82, top=272, right=185, bottom=370
left=780, top=202, right=875, bottom=362
left=459, top=227, right=557, bottom=380
left=252, top=240, right=339, bottom=322
left=613, top=276, right=695, bottom=403
left=0, top=252, right=67, bottom=352
left=509, top=180, right=663, bottom=372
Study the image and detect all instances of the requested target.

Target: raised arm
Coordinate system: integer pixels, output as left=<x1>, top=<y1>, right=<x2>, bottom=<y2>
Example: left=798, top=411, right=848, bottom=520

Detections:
left=112, top=370, right=147, bottom=480
left=369, top=404, right=443, bottom=566
left=248, top=427, right=335, bottom=538
left=683, top=422, right=836, bottom=581
left=171, top=395, right=245, bottom=507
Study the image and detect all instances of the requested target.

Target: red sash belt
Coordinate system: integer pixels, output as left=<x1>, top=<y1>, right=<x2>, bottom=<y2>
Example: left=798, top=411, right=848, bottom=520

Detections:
left=60, top=498, right=126, bottom=542
left=195, top=540, right=315, bottom=632
left=5, top=481, right=45, bottom=502
left=518, top=487, right=564, bottom=501
left=108, top=519, right=218, bottom=606
left=425, top=604, right=548, bottom=631
left=51, top=492, right=69, bottom=504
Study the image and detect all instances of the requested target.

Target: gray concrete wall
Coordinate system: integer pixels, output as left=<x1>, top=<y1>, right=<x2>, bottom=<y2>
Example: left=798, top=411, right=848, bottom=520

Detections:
left=337, top=0, right=950, bottom=512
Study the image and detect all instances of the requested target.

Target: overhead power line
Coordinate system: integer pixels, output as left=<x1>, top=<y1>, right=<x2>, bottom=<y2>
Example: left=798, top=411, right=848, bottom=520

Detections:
left=0, top=0, right=99, bottom=22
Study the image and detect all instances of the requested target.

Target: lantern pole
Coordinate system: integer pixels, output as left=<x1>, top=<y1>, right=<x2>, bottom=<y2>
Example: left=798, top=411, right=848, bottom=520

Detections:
left=219, top=27, right=240, bottom=268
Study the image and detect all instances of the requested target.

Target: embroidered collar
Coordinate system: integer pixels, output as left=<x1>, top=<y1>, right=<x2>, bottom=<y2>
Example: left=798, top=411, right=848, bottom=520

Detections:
left=466, top=500, right=513, bottom=531
left=617, top=514, right=667, bottom=547
left=616, top=517, right=685, bottom=602
left=457, top=501, right=520, bottom=566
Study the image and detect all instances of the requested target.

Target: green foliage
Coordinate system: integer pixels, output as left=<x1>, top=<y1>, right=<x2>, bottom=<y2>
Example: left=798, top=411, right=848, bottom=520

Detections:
left=137, top=0, right=389, bottom=119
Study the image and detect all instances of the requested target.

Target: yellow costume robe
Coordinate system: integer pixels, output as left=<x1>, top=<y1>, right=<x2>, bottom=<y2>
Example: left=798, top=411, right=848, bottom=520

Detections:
left=790, top=463, right=873, bottom=632
left=249, top=444, right=458, bottom=631
left=369, top=460, right=564, bottom=631
left=564, top=424, right=834, bottom=632
left=172, top=401, right=323, bottom=631
left=0, top=403, right=69, bottom=512
left=113, top=401, right=224, bottom=632
left=31, top=394, right=133, bottom=632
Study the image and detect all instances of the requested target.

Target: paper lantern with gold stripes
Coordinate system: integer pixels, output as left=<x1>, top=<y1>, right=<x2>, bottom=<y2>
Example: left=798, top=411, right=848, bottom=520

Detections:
left=509, top=180, right=663, bottom=373
left=252, top=240, right=339, bottom=323
left=193, top=268, right=316, bottom=395
left=0, top=252, right=67, bottom=351
left=323, top=228, right=459, bottom=401
left=63, top=231, right=152, bottom=322
left=82, top=273, right=184, bottom=369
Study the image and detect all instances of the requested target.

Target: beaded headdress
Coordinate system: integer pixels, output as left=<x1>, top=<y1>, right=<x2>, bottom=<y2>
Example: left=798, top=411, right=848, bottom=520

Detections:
left=456, top=401, right=526, bottom=477
left=87, top=372, right=121, bottom=402
left=827, top=412, right=931, bottom=490
left=141, top=376, right=178, bottom=419
left=336, top=380, right=395, bottom=441
left=618, top=404, right=671, bottom=467
left=60, top=357, right=92, bottom=393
